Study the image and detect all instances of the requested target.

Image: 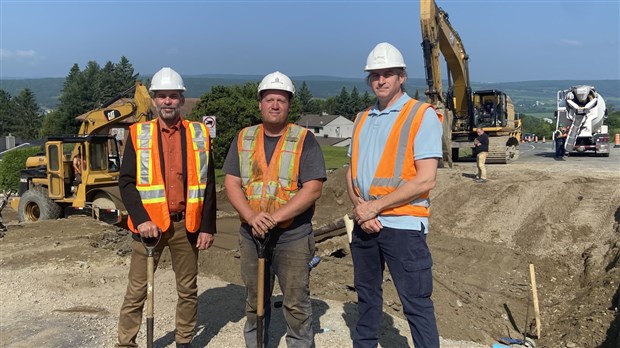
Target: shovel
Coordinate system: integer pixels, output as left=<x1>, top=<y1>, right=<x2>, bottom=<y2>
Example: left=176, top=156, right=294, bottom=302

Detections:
left=253, top=233, right=271, bottom=348
left=141, top=234, right=161, bottom=348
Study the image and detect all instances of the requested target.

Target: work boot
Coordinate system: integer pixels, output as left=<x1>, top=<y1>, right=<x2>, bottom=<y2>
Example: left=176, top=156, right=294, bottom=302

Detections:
left=475, top=179, right=487, bottom=184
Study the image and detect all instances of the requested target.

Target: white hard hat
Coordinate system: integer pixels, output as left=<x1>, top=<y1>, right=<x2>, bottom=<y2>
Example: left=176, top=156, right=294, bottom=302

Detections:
left=149, top=67, right=186, bottom=91
left=258, top=71, right=295, bottom=98
left=364, top=42, right=407, bottom=71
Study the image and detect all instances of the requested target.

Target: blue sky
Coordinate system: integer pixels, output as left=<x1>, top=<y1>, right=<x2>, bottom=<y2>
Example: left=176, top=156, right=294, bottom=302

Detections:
left=1, top=0, right=619, bottom=83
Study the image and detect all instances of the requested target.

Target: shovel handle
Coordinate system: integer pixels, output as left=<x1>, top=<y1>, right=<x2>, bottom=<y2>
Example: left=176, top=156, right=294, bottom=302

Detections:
left=257, top=256, right=265, bottom=348
left=146, top=253, right=154, bottom=348
left=254, top=234, right=270, bottom=348
left=141, top=234, right=160, bottom=348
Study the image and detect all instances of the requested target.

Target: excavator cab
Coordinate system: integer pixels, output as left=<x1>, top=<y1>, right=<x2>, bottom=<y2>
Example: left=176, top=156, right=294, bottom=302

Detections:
left=44, top=135, right=121, bottom=199
left=473, top=91, right=510, bottom=128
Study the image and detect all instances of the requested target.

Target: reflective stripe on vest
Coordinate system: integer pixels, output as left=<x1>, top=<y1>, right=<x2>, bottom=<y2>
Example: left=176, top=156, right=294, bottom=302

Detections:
left=351, top=99, right=434, bottom=217
left=238, top=123, right=306, bottom=227
left=127, top=119, right=210, bottom=233
left=184, top=120, right=210, bottom=231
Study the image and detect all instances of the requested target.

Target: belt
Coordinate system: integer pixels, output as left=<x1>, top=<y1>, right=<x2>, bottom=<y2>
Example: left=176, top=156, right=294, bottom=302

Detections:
left=170, top=212, right=185, bottom=222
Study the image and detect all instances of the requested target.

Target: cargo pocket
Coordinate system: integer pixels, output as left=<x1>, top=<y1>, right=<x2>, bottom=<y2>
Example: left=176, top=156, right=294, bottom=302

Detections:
left=402, top=230, right=433, bottom=297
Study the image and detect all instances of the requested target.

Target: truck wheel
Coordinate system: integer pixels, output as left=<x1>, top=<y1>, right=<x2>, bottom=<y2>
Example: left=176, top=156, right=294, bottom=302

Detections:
left=92, top=193, right=116, bottom=220
left=18, top=187, right=62, bottom=222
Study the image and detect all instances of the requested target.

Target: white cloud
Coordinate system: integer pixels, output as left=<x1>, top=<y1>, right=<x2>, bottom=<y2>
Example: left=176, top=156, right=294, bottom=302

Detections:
left=560, top=39, right=582, bottom=47
left=0, top=49, right=40, bottom=60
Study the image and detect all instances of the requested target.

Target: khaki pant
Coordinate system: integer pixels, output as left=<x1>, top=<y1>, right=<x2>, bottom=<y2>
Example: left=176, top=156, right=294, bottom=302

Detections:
left=477, top=151, right=488, bottom=180
left=116, top=221, right=199, bottom=347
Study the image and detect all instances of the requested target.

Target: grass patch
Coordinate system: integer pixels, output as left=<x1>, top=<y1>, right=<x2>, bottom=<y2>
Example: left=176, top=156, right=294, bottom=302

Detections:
left=215, top=169, right=226, bottom=185
left=526, top=112, right=554, bottom=119
left=215, top=145, right=349, bottom=185
left=321, top=146, right=349, bottom=170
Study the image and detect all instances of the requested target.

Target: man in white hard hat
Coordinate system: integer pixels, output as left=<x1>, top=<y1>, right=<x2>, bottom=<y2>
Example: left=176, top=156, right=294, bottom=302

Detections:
left=222, top=71, right=326, bottom=347
left=116, top=67, right=216, bottom=348
left=346, top=42, right=442, bottom=348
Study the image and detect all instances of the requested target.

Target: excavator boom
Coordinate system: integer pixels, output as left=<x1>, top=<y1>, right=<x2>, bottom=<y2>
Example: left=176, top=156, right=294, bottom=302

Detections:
left=420, top=0, right=471, bottom=119
left=420, top=0, right=521, bottom=164
left=77, top=82, right=152, bottom=136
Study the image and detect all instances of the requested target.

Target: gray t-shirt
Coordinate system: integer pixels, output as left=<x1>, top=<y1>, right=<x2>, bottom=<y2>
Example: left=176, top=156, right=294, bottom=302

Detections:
left=222, top=128, right=326, bottom=244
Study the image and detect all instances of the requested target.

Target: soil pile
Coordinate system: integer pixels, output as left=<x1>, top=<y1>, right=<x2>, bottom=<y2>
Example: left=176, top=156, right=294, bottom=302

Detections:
left=0, top=158, right=618, bottom=347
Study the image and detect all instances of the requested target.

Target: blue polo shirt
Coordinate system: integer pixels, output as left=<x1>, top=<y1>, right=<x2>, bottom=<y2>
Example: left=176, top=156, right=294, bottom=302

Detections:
left=348, top=93, right=442, bottom=232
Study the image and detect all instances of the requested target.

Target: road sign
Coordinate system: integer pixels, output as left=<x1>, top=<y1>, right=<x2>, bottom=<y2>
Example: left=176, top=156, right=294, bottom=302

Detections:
left=202, top=116, right=216, bottom=138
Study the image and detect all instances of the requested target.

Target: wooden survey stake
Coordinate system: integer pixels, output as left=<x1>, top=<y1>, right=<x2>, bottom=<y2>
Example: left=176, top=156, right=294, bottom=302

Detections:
left=529, top=263, right=541, bottom=338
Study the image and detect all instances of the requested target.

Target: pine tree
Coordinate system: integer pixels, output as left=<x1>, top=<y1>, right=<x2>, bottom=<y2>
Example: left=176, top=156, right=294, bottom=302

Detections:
left=12, top=88, right=43, bottom=139
left=0, top=90, right=15, bottom=136
left=361, top=90, right=375, bottom=109
left=114, top=56, right=139, bottom=88
left=97, top=61, right=118, bottom=103
left=335, top=87, right=350, bottom=118
left=298, top=81, right=313, bottom=114
left=350, top=86, right=361, bottom=117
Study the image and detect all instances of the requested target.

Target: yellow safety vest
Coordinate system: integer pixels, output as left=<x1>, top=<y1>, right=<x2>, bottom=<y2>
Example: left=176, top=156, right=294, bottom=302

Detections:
left=238, top=123, right=307, bottom=228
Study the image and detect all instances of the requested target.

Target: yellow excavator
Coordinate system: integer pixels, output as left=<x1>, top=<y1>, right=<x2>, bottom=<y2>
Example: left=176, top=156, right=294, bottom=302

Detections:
left=420, top=0, right=521, bottom=165
left=11, top=82, right=153, bottom=223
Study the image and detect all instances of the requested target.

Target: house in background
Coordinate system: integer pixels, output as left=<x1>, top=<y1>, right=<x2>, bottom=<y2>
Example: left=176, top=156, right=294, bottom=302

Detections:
left=296, top=113, right=353, bottom=147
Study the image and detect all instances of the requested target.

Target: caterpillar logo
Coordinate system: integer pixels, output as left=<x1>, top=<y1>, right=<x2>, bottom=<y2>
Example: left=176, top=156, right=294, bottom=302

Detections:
left=104, top=109, right=121, bottom=121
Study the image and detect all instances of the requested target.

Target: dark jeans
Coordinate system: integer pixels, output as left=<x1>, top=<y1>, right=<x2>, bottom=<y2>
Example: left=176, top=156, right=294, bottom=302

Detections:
left=350, top=225, right=439, bottom=348
left=240, top=233, right=315, bottom=348
left=555, top=138, right=566, bottom=158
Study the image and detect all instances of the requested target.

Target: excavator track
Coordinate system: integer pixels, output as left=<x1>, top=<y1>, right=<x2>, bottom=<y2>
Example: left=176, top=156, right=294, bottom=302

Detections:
left=486, top=136, right=519, bottom=164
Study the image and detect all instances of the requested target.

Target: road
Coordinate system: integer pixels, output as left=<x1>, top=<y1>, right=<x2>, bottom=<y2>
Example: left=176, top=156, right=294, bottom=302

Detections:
left=518, top=141, right=620, bottom=173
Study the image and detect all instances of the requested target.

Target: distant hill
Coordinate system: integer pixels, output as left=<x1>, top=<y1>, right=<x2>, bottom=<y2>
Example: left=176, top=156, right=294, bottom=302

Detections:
left=1, top=75, right=618, bottom=114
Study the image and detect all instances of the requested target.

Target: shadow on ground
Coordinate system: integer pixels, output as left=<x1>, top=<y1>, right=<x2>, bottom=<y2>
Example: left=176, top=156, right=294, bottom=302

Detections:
left=153, top=284, right=331, bottom=348
left=342, top=302, right=410, bottom=347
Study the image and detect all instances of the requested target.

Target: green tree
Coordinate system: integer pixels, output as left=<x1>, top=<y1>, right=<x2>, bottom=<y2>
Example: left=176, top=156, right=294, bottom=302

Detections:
left=51, top=62, right=99, bottom=135
left=97, top=61, right=118, bottom=103
left=323, top=96, right=337, bottom=115
left=521, top=114, right=555, bottom=139
left=188, top=83, right=260, bottom=168
left=0, top=90, right=15, bottom=135
left=298, top=81, right=313, bottom=114
left=606, top=110, right=620, bottom=136
left=350, top=86, right=361, bottom=116
left=361, top=91, right=374, bottom=109
left=40, top=58, right=139, bottom=138
left=113, top=56, right=139, bottom=89
left=335, top=87, right=350, bottom=118
left=12, top=88, right=43, bottom=139
left=0, top=146, right=40, bottom=191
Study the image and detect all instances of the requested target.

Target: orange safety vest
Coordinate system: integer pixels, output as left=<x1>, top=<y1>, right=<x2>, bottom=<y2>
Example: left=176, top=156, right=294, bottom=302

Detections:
left=127, top=118, right=210, bottom=233
left=351, top=99, right=442, bottom=217
left=238, top=123, right=307, bottom=228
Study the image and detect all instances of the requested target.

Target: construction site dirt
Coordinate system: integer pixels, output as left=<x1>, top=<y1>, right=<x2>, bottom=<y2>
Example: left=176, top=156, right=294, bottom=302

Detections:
left=1, top=143, right=618, bottom=348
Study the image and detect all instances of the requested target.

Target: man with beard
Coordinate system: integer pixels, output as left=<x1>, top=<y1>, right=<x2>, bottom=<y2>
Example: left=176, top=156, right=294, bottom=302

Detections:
left=116, top=67, right=216, bottom=348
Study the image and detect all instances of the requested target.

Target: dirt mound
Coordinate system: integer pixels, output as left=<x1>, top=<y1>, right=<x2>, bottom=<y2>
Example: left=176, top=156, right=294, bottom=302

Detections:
left=0, top=158, right=618, bottom=347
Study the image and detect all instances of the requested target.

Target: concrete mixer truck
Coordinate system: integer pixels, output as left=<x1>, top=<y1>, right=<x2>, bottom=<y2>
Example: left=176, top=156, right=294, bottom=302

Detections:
left=554, top=85, right=610, bottom=157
